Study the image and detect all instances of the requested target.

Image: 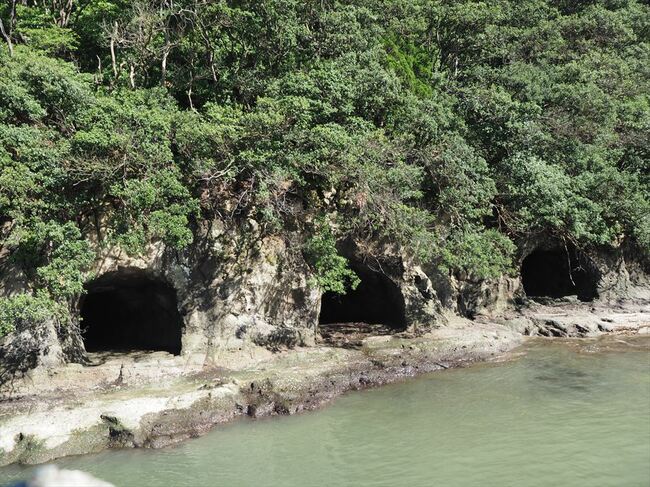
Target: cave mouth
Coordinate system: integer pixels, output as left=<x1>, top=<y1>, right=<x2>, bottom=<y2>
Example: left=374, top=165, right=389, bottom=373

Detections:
left=318, top=263, right=407, bottom=342
left=521, top=246, right=599, bottom=302
left=80, top=269, right=183, bottom=355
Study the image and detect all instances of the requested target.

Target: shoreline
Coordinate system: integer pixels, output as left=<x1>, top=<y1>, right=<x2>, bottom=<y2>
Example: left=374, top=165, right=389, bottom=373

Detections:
left=1, top=302, right=648, bottom=468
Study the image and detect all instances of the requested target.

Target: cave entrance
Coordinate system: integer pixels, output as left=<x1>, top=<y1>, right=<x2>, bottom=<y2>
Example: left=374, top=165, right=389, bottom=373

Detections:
left=521, top=246, right=599, bottom=301
left=318, top=263, right=406, bottom=347
left=80, top=269, right=183, bottom=355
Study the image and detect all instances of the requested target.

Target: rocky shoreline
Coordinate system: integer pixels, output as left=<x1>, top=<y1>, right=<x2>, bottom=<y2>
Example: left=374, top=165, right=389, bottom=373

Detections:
left=1, top=300, right=648, bottom=468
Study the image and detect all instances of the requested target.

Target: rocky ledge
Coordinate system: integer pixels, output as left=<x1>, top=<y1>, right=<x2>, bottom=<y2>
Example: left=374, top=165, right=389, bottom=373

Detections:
left=1, top=302, right=648, bottom=468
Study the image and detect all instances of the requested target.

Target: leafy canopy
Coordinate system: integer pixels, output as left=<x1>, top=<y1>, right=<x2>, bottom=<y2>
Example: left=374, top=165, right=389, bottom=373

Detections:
left=0, top=0, right=648, bottom=336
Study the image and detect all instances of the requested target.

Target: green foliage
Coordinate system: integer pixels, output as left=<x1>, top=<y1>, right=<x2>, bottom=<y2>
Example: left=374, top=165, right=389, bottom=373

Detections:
left=384, top=36, right=435, bottom=98
left=0, top=291, right=66, bottom=338
left=447, top=0, right=650, bottom=254
left=0, top=0, right=647, bottom=331
left=14, top=4, right=79, bottom=55
left=109, top=169, right=199, bottom=253
left=305, top=222, right=360, bottom=294
left=497, top=154, right=611, bottom=243
left=33, top=222, right=95, bottom=299
left=441, top=227, right=516, bottom=279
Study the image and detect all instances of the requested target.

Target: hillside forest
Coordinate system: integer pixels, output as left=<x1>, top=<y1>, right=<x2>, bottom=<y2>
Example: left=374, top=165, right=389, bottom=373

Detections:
left=0, top=0, right=648, bottom=336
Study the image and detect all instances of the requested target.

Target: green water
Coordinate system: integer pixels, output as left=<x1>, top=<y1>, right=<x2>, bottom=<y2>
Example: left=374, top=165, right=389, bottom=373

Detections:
left=2, top=336, right=649, bottom=487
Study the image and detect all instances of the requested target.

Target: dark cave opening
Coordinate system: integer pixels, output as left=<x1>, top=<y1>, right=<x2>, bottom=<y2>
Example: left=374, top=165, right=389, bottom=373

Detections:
left=80, top=269, right=183, bottom=355
left=521, top=247, right=599, bottom=302
left=319, top=263, right=407, bottom=337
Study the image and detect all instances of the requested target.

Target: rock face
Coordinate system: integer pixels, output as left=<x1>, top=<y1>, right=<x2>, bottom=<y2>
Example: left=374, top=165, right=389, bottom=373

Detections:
left=0, top=217, right=647, bottom=389
left=0, top=219, right=445, bottom=380
left=79, top=221, right=323, bottom=366
left=594, top=246, right=650, bottom=303
left=454, top=274, right=522, bottom=318
left=427, top=241, right=649, bottom=319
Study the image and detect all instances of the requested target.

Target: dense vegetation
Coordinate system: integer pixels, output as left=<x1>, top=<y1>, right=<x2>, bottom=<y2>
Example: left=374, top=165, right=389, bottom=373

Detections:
left=0, top=0, right=648, bottom=336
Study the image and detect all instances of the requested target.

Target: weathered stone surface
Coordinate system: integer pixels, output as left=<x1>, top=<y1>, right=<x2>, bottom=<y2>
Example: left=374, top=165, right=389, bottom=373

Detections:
left=491, top=300, right=650, bottom=338
left=401, top=262, right=445, bottom=330
left=0, top=318, right=525, bottom=467
left=85, top=227, right=322, bottom=361
left=455, top=275, right=521, bottom=318
left=2, top=217, right=645, bottom=385
left=593, top=246, right=650, bottom=303
left=430, top=242, right=649, bottom=319
left=0, top=221, right=329, bottom=382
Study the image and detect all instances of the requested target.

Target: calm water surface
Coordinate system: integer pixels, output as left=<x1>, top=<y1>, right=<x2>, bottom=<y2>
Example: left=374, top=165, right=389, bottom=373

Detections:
left=2, top=336, right=649, bottom=487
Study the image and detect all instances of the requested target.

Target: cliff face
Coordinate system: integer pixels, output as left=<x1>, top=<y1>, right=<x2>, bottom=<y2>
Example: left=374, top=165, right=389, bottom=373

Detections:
left=428, top=240, right=650, bottom=320
left=0, top=219, right=444, bottom=379
left=0, top=214, right=647, bottom=387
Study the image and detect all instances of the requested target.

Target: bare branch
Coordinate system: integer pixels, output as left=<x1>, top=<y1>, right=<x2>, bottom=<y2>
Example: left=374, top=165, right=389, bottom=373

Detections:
left=0, top=17, right=13, bottom=56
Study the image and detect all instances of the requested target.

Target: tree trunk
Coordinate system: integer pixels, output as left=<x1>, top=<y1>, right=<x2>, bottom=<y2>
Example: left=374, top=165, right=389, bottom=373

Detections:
left=95, top=55, right=103, bottom=84
left=161, top=47, right=169, bottom=84
left=110, top=22, right=118, bottom=78
left=0, top=18, right=13, bottom=56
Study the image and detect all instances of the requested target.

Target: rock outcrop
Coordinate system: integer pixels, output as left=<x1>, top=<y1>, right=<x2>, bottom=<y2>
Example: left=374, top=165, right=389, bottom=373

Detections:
left=0, top=219, right=445, bottom=387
